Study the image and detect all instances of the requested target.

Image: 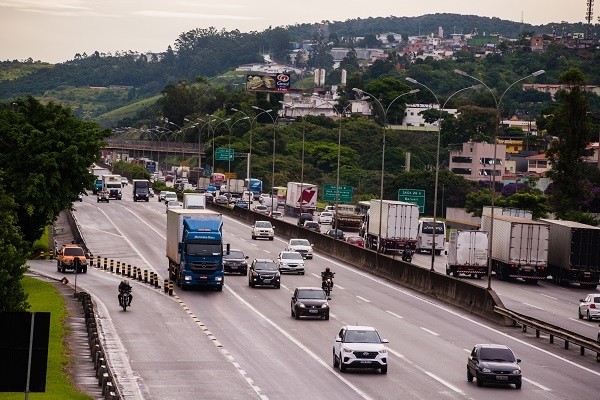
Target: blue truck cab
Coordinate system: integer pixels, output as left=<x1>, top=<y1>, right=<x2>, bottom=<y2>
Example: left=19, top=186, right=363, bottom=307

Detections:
left=167, top=209, right=225, bottom=290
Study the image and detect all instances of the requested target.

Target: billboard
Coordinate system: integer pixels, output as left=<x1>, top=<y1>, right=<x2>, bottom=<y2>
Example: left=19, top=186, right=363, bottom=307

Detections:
left=245, top=73, right=290, bottom=92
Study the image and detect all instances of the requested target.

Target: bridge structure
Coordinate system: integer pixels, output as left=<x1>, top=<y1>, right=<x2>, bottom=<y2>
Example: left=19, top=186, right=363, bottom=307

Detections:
left=102, top=138, right=205, bottom=167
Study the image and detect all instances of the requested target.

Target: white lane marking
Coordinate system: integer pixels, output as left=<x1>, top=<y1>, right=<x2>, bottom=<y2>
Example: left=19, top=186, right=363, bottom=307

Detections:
left=522, top=302, right=544, bottom=310
left=314, top=252, right=600, bottom=378
left=221, top=213, right=600, bottom=379
left=335, top=284, right=345, bottom=290
left=386, top=348, right=473, bottom=399
left=569, top=318, right=593, bottom=326
left=226, top=286, right=374, bottom=400
left=356, top=295, right=370, bottom=303
left=539, top=293, right=558, bottom=301
left=523, top=377, right=551, bottom=391
left=420, top=327, right=439, bottom=336
left=386, top=310, right=403, bottom=319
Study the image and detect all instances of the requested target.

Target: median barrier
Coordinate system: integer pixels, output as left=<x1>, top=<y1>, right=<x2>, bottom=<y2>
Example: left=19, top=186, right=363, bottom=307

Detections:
left=208, top=202, right=504, bottom=324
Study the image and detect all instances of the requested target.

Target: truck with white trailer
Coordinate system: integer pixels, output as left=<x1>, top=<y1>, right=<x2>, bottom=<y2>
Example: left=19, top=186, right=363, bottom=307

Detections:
left=102, top=174, right=122, bottom=200
left=365, top=200, right=419, bottom=253
left=481, top=214, right=549, bottom=283
left=446, top=230, right=489, bottom=278
left=183, top=193, right=207, bottom=209
left=542, top=219, right=600, bottom=289
left=284, top=182, right=318, bottom=217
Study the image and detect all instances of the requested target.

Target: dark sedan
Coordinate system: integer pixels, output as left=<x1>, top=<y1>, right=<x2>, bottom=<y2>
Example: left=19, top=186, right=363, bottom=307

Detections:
left=223, top=249, right=248, bottom=275
left=326, top=228, right=345, bottom=240
left=467, top=344, right=522, bottom=389
left=291, top=287, right=330, bottom=320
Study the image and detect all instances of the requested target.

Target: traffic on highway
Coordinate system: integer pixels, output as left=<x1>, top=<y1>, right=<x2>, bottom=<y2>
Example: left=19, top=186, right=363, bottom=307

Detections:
left=28, top=182, right=600, bottom=400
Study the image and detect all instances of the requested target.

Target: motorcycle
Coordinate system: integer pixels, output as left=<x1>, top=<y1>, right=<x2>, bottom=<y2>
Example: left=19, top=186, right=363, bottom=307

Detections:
left=322, top=273, right=335, bottom=297
left=119, top=290, right=132, bottom=311
left=401, top=249, right=413, bottom=263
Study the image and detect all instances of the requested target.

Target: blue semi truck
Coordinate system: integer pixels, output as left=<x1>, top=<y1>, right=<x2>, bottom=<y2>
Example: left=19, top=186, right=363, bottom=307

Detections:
left=245, top=178, right=263, bottom=200
left=167, top=209, right=225, bottom=290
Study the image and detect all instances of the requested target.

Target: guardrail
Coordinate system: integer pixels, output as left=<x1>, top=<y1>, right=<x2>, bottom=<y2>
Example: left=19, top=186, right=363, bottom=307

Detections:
left=495, top=306, right=600, bottom=362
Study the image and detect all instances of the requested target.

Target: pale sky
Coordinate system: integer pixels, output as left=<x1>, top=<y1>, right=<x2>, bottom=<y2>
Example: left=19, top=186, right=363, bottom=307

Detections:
left=0, top=1, right=590, bottom=63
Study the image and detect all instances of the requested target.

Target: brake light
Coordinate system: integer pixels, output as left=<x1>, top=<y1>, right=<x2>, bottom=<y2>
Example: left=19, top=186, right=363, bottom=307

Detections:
left=590, top=304, right=597, bottom=309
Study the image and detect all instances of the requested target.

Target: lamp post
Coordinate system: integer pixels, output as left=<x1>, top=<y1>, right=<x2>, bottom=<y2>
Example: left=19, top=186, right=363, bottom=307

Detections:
left=351, top=88, right=419, bottom=253
left=312, top=97, right=354, bottom=230
left=454, top=68, right=545, bottom=289
left=231, top=108, right=257, bottom=204
left=207, top=116, right=232, bottom=176
left=252, top=106, right=276, bottom=210
left=405, top=79, right=482, bottom=271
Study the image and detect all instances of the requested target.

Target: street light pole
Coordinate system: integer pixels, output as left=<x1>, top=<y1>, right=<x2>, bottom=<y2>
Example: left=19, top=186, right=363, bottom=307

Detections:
left=231, top=108, right=256, bottom=204
left=405, top=78, right=482, bottom=271
left=252, top=106, right=276, bottom=210
left=210, top=116, right=232, bottom=176
left=454, top=68, right=545, bottom=289
left=352, top=88, right=419, bottom=253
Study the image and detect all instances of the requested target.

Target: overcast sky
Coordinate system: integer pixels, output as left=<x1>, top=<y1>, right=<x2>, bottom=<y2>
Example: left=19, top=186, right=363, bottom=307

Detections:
left=0, top=1, right=591, bottom=63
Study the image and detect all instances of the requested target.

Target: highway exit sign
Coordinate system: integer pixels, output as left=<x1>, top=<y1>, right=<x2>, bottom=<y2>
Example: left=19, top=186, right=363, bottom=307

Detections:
left=398, top=188, right=425, bottom=213
left=323, top=184, right=353, bottom=202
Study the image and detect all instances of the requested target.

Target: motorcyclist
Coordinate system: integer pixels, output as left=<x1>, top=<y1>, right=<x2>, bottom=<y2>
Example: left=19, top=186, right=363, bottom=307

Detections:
left=321, top=267, right=335, bottom=290
left=118, top=280, right=132, bottom=306
left=402, top=244, right=413, bottom=260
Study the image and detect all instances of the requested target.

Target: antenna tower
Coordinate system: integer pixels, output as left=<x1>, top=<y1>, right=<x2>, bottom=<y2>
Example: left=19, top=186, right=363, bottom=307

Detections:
left=586, top=0, right=594, bottom=39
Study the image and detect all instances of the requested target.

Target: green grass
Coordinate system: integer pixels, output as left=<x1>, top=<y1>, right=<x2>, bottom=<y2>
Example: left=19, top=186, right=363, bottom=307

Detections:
left=0, top=277, right=93, bottom=400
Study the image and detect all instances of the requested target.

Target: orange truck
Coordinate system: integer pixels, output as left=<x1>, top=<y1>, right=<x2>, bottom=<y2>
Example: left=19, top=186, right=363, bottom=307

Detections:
left=56, top=244, right=88, bottom=273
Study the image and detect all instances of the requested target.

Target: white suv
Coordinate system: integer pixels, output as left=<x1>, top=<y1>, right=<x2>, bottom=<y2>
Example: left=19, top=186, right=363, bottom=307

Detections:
left=251, top=220, right=274, bottom=240
left=285, top=239, right=314, bottom=259
left=333, top=325, right=389, bottom=374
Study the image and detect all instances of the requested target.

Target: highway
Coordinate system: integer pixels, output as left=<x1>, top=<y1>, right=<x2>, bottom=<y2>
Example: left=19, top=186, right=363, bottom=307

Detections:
left=28, top=187, right=600, bottom=400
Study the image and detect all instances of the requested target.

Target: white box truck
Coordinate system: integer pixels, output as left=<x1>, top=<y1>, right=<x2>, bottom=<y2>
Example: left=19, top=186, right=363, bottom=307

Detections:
left=284, top=182, right=317, bottom=217
left=183, top=193, right=206, bottom=209
left=481, top=214, right=549, bottom=283
left=102, top=174, right=122, bottom=200
left=542, top=219, right=600, bottom=288
left=446, top=230, right=488, bottom=278
left=365, top=200, right=419, bottom=253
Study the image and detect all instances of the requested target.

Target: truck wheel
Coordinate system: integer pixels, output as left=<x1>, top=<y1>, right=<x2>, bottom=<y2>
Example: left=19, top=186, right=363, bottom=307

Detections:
left=453, top=271, right=459, bottom=278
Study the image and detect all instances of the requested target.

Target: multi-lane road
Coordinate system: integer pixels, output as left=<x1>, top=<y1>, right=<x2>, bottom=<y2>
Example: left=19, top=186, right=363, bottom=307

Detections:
left=29, top=187, right=600, bottom=399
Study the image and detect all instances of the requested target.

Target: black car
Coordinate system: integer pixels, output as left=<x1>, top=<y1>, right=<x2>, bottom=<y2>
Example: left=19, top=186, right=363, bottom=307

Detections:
left=467, top=344, right=522, bottom=389
left=297, top=212, right=313, bottom=226
left=303, top=221, right=321, bottom=233
left=291, top=287, right=330, bottom=320
left=249, top=259, right=280, bottom=288
left=326, top=228, right=345, bottom=240
left=223, top=249, right=248, bottom=275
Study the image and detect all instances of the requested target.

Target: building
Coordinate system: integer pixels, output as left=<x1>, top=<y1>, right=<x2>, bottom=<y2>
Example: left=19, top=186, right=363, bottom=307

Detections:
left=527, top=153, right=550, bottom=175
left=522, top=83, right=600, bottom=99
left=402, top=104, right=458, bottom=130
left=448, top=142, right=507, bottom=182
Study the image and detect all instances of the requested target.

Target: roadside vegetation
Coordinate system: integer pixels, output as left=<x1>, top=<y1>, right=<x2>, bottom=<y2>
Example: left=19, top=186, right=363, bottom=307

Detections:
left=0, top=276, right=93, bottom=400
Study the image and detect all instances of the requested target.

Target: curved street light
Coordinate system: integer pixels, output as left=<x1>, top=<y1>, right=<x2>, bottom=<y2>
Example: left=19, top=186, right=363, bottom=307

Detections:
left=351, top=88, right=419, bottom=254
left=406, top=78, right=483, bottom=270
left=252, top=106, right=276, bottom=209
left=207, top=116, right=232, bottom=176
left=454, top=68, right=545, bottom=289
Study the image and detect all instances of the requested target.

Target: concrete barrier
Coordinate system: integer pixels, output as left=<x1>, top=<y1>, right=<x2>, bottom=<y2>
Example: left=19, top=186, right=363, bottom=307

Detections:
left=209, top=202, right=505, bottom=324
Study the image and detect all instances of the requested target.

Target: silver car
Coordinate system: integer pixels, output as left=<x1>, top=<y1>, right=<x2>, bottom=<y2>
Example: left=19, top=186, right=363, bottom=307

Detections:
left=277, top=251, right=305, bottom=274
left=286, top=239, right=314, bottom=259
left=578, top=293, right=600, bottom=320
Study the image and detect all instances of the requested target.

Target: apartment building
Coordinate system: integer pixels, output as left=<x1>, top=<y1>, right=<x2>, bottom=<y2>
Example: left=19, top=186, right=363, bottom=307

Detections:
left=448, top=142, right=507, bottom=182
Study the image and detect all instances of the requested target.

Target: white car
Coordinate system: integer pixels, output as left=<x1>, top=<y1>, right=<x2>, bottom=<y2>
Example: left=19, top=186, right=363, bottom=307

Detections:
left=164, top=191, right=178, bottom=204
left=318, top=211, right=334, bottom=224
left=251, top=220, right=274, bottom=240
left=277, top=251, right=305, bottom=274
left=286, top=239, right=314, bottom=259
left=578, top=293, right=600, bottom=320
left=333, top=325, right=389, bottom=374
left=166, top=201, right=183, bottom=212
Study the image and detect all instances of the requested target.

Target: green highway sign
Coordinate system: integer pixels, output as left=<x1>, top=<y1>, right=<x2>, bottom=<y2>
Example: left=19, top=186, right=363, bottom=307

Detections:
left=323, top=184, right=353, bottom=202
left=215, top=147, right=234, bottom=161
left=398, top=188, right=425, bottom=213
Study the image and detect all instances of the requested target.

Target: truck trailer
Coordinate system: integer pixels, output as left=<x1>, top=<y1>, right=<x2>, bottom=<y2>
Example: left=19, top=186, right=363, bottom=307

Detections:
left=91, top=166, right=110, bottom=194
left=102, top=174, right=122, bottom=199
left=365, top=200, right=419, bottom=253
left=542, top=219, right=600, bottom=289
left=446, top=230, right=488, bottom=278
left=481, top=214, right=549, bottom=283
left=183, top=193, right=207, bottom=209
left=166, top=209, right=225, bottom=290
left=332, top=204, right=363, bottom=231
left=284, top=182, right=318, bottom=217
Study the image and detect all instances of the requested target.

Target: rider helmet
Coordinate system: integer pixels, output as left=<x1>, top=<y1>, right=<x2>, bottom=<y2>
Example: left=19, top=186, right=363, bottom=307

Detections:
left=325, top=267, right=330, bottom=272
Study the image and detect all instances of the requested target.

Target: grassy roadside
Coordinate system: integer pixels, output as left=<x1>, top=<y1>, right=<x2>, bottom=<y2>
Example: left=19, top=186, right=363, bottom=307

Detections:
left=0, top=276, right=92, bottom=400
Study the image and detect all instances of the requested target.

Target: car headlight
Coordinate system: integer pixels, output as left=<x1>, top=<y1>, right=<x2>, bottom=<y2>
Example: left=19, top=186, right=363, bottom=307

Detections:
left=297, top=302, right=306, bottom=308
left=215, top=276, right=223, bottom=282
left=321, top=303, right=329, bottom=308
left=481, top=367, right=491, bottom=373
left=342, top=346, right=353, bottom=353
left=378, top=349, right=387, bottom=354
left=512, top=369, right=521, bottom=374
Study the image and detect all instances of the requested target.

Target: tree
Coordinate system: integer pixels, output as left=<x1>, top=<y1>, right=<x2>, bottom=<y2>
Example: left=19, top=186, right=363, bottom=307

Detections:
left=545, top=68, right=594, bottom=218
left=0, top=174, right=29, bottom=312
left=0, top=96, right=107, bottom=243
